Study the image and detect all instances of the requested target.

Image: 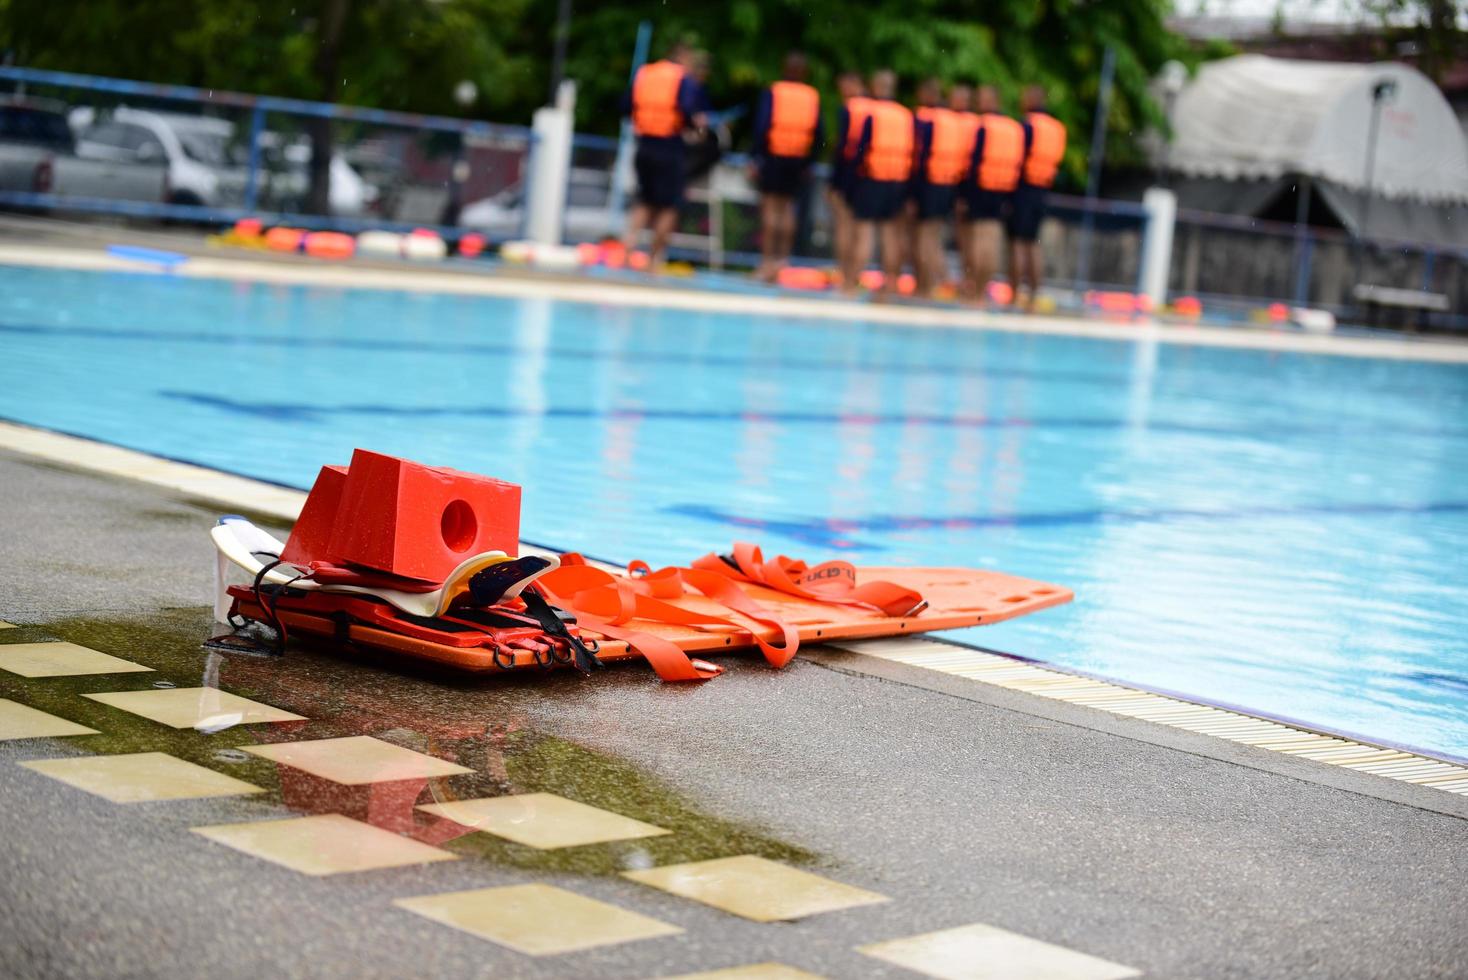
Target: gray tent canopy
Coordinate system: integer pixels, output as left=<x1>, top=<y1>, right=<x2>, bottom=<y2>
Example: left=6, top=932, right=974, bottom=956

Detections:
left=1161, top=55, right=1468, bottom=247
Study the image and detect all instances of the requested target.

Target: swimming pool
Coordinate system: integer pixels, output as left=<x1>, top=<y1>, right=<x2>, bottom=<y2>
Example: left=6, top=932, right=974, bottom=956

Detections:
left=4, top=261, right=1467, bottom=757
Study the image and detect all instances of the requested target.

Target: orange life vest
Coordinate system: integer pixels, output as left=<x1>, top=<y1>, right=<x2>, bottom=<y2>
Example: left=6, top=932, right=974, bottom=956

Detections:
left=919, top=106, right=976, bottom=186
left=1023, top=111, right=1067, bottom=188
left=767, top=81, right=820, bottom=158
left=976, top=112, right=1025, bottom=193
left=861, top=100, right=915, bottom=182
left=843, top=96, right=875, bottom=160
left=632, top=60, right=686, bottom=138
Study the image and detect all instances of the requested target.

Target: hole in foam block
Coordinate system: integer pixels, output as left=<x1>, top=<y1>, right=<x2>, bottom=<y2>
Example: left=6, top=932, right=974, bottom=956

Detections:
left=440, top=499, right=477, bottom=554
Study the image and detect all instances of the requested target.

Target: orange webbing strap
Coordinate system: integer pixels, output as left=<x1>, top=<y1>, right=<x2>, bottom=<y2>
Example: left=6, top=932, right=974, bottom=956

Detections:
left=627, top=561, right=799, bottom=669
left=537, top=557, right=798, bottom=682
left=692, top=542, right=927, bottom=617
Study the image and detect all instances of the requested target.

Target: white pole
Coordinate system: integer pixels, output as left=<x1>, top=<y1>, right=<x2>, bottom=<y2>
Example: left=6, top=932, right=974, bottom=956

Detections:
left=1138, top=186, right=1177, bottom=311
left=525, top=80, right=577, bottom=246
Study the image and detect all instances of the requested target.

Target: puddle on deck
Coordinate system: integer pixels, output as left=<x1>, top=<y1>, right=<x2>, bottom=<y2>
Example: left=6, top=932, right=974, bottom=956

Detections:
left=0, top=608, right=815, bottom=876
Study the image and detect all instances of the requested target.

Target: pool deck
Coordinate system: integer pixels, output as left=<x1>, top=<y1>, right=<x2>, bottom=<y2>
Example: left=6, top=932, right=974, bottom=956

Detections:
left=2, top=437, right=1466, bottom=978
left=4, top=213, right=1468, bottom=365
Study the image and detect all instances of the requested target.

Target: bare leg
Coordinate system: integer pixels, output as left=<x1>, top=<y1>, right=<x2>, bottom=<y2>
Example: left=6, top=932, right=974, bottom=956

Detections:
left=970, top=219, right=1000, bottom=302
left=915, top=219, right=943, bottom=297
left=846, top=220, right=875, bottom=294
left=912, top=218, right=930, bottom=296
left=1007, top=237, right=1023, bottom=308
left=954, top=202, right=975, bottom=298
left=623, top=203, right=650, bottom=250
left=901, top=203, right=918, bottom=282
left=649, top=206, right=678, bottom=271
left=827, top=187, right=851, bottom=281
left=1021, top=240, right=1041, bottom=311
left=878, top=218, right=904, bottom=300
left=756, top=194, right=779, bottom=281
left=774, top=196, right=797, bottom=270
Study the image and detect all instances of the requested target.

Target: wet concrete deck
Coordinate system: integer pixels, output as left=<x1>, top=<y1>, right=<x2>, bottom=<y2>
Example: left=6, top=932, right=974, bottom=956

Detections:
left=2, top=448, right=1466, bottom=979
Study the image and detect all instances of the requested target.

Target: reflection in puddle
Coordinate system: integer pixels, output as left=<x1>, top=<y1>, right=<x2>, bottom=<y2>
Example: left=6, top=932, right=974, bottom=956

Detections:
left=4, top=610, right=815, bottom=875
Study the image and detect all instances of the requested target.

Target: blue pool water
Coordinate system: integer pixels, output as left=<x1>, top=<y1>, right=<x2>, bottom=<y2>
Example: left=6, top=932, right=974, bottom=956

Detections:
left=4, top=263, right=1468, bottom=757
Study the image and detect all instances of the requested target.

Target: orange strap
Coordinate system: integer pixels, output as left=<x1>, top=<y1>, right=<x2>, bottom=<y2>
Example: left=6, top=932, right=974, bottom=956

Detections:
left=692, top=542, right=927, bottom=618
left=537, top=556, right=799, bottom=682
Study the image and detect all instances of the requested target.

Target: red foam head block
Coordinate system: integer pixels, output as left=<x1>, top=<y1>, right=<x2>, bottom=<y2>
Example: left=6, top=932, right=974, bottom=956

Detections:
left=280, top=465, right=349, bottom=567
left=327, top=449, right=521, bottom=582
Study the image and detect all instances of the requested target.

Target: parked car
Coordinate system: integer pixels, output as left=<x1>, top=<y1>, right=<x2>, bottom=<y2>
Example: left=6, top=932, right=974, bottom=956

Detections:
left=262, top=134, right=379, bottom=218
left=0, top=98, right=166, bottom=204
left=75, top=108, right=253, bottom=209
left=459, top=167, right=622, bottom=241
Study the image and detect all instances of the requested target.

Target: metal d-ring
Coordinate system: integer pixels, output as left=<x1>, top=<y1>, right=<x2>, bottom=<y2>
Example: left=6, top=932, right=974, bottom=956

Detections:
left=491, top=644, right=517, bottom=670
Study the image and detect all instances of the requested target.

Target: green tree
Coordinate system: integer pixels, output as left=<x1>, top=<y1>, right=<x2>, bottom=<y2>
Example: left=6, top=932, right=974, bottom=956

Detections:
left=540, top=0, right=1198, bottom=182
left=1, top=0, right=1203, bottom=186
left=1353, top=0, right=1465, bottom=83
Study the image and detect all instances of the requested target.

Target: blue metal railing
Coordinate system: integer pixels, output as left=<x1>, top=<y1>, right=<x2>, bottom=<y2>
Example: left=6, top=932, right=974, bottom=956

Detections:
left=0, top=65, right=536, bottom=243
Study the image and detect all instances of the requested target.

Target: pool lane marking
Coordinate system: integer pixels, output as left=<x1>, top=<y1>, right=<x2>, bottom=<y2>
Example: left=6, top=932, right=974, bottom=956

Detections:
left=5, top=242, right=1468, bottom=365
left=829, top=638, right=1468, bottom=796
left=151, top=390, right=1468, bottom=442
left=6, top=318, right=1467, bottom=407
left=664, top=500, right=1468, bottom=549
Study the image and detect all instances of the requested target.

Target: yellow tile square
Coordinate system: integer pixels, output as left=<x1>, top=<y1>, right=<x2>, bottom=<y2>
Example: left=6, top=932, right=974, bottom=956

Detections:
left=0, top=698, right=98, bottom=740
left=241, top=735, right=472, bottom=784
left=623, top=855, right=888, bottom=922
left=0, top=642, right=153, bottom=678
left=394, top=883, right=682, bottom=955
left=21, top=752, right=264, bottom=803
left=193, top=813, right=457, bottom=876
left=85, top=688, right=306, bottom=731
left=416, top=792, right=670, bottom=850
left=662, top=965, right=827, bottom=979
left=858, top=923, right=1141, bottom=980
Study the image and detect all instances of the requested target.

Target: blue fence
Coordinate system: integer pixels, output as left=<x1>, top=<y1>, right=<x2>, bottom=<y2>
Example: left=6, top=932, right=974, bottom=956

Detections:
left=0, top=65, right=536, bottom=242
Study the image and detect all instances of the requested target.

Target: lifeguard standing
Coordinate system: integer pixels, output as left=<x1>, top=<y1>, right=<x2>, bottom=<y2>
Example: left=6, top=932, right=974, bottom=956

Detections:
left=842, top=69, right=914, bottom=299
left=621, top=41, right=706, bottom=271
left=944, top=83, right=982, bottom=296
left=828, top=71, right=869, bottom=284
left=1009, top=85, right=1067, bottom=311
left=965, top=84, right=1025, bottom=302
left=913, top=80, right=979, bottom=297
left=751, top=52, right=823, bottom=282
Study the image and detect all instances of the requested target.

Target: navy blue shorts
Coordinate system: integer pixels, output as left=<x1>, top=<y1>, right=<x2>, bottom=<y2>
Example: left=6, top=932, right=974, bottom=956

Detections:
left=965, top=187, right=1010, bottom=222
left=758, top=156, right=809, bottom=198
left=850, top=178, right=908, bottom=221
left=832, top=161, right=857, bottom=201
left=1007, top=183, right=1047, bottom=241
left=915, top=182, right=957, bottom=220
left=635, top=141, right=686, bottom=209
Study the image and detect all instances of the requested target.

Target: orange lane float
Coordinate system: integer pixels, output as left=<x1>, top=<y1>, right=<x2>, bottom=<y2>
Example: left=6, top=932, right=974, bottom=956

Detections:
left=233, top=218, right=264, bottom=240
left=458, top=232, right=487, bottom=258
left=776, top=266, right=831, bottom=290
left=213, top=451, right=1072, bottom=682
left=303, top=231, right=356, bottom=260
left=263, top=226, right=306, bottom=253
left=1171, top=295, right=1203, bottom=319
